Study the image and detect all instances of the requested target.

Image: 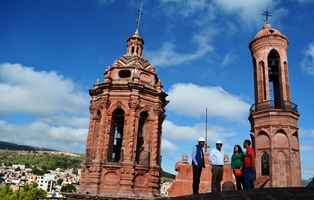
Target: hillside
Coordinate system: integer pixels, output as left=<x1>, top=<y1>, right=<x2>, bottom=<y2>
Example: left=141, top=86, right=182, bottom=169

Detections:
left=0, top=141, right=57, bottom=151
left=0, top=141, right=176, bottom=179
left=0, top=150, right=84, bottom=170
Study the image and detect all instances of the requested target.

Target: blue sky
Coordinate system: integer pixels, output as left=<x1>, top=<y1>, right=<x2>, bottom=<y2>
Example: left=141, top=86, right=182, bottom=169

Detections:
left=0, top=0, right=314, bottom=180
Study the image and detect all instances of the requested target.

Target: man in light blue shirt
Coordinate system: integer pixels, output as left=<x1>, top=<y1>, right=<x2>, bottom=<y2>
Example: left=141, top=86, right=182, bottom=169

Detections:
left=209, top=140, right=224, bottom=192
left=191, top=137, right=205, bottom=194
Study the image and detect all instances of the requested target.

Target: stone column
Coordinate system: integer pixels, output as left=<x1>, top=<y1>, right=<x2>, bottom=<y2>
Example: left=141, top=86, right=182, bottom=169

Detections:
left=125, top=100, right=138, bottom=161
left=118, top=100, right=138, bottom=196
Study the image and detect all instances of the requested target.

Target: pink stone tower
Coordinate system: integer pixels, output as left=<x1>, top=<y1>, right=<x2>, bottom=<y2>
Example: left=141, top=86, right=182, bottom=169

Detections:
left=77, top=27, right=168, bottom=198
left=248, top=23, right=301, bottom=187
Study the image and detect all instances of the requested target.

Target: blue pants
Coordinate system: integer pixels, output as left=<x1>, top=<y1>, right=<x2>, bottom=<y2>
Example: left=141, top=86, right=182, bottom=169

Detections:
left=244, top=167, right=255, bottom=189
left=192, top=164, right=202, bottom=194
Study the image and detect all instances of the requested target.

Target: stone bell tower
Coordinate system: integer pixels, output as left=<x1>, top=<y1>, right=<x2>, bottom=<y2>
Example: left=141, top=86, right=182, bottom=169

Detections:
left=248, top=22, right=301, bottom=187
left=77, top=27, right=168, bottom=198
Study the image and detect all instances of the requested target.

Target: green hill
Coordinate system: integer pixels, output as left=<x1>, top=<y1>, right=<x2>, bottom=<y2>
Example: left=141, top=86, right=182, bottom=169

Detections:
left=0, top=141, right=57, bottom=151
left=0, top=150, right=84, bottom=170
left=0, top=141, right=176, bottom=179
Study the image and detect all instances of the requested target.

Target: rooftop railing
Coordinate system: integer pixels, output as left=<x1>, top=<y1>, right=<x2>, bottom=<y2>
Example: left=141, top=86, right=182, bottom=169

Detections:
left=250, top=100, right=298, bottom=114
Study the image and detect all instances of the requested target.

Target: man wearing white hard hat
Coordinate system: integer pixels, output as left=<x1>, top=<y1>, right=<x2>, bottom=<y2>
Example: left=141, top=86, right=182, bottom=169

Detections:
left=209, top=140, right=224, bottom=192
left=191, top=137, right=206, bottom=194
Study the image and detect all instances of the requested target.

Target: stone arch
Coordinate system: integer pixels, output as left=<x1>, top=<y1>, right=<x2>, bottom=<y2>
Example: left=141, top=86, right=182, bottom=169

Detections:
left=267, top=49, right=282, bottom=103
left=291, top=132, right=299, bottom=150
left=258, top=60, right=268, bottom=100
left=135, top=106, right=153, bottom=120
left=107, top=101, right=130, bottom=116
left=273, top=130, right=289, bottom=148
left=257, top=131, right=270, bottom=149
left=107, top=108, right=125, bottom=162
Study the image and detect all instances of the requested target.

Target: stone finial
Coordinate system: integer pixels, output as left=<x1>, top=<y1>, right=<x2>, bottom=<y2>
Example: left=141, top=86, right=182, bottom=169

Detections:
left=224, top=154, right=229, bottom=164
left=94, top=79, right=100, bottom=88
left=222, top=181, right=235, bottom=191
left=182, top=153, right=188, bottom=164
left=156, top=80, right=163, bottom=91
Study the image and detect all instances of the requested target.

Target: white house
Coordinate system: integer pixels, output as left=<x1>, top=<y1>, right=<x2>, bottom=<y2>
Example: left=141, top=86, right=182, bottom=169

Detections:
left=35, top=174, right=55, bottom=192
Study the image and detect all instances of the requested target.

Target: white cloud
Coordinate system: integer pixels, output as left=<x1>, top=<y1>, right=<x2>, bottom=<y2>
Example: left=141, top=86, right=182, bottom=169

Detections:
left=212, top=0, right=276, bottom=24
left=222, top=53, right=237, bottom=65
left=299, top=128, right=314, bottom=153
left=97, top=0, right=116, bottom=5
left=0, top=63, right=89, bottom=115
left=159, top=0, right=209, bottom=18
left=291, top=0, right=314, bottom=4
left=40, top=116, right=89, bottom=128
left=0, top=120, right=87, bottom=152
left=301, top=145, right=314, bottom=151
left=300, top=128, right=314, bottom=138
left=162, top=120, right=237, bottom=144
left=145, top=35, right=213, bottom=67
left=301, top=43, right=314, bottom=75
left=162, top=139, right=178, bottom=155
left=166, top=83, right=250, bottom=121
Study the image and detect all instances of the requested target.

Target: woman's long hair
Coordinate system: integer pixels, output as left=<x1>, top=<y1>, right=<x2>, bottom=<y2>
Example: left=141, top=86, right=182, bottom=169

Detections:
left=233, top=145, right=243, bottom=154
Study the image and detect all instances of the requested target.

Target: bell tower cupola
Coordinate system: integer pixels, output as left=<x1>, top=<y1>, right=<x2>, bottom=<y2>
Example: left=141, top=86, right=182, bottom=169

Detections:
left=126, top=28, right=144, bottom=57
left=77, top=4, right=169, bottom=199
left=248, top=9, right=301, bottom=188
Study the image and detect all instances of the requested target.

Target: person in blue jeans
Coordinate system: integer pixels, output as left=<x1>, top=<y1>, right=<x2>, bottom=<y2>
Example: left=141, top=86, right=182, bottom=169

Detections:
left=243, top=139, right=255, bottom=189
left=191, top=137, right=206, bottom=194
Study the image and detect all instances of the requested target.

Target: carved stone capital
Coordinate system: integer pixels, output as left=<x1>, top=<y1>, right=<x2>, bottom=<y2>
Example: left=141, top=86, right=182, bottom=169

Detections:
left=114, top=100, right=123, bottom=108
left=128, top=100, right=139, bottom=110
left=153, top=106, right=163, bottom=116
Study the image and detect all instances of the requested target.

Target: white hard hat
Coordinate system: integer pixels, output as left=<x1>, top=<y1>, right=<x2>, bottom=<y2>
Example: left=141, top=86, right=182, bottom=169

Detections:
left=216, top=140, right=223, bottom=144
left=198, top=137, right=205, bottom=142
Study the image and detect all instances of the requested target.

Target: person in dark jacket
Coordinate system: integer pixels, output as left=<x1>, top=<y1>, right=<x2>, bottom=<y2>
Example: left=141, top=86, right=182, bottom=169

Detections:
left=191, top=137, right=206, bottom=194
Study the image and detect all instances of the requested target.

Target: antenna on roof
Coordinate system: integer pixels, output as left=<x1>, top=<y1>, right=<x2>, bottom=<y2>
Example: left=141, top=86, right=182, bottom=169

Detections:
left=263, top=7, right=272, bottom=24
left=135, top=3, right=143, bottom=30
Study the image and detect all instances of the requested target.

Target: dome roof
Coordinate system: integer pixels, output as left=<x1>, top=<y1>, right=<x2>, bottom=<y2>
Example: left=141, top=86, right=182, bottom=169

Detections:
left=249, top=23, right=289, bottom=50
left=112, top=55, right=156, bottom=73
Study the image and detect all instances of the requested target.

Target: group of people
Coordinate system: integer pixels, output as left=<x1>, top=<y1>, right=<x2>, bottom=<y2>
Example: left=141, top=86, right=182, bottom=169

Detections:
left=192, top=137, right=255, bottom=194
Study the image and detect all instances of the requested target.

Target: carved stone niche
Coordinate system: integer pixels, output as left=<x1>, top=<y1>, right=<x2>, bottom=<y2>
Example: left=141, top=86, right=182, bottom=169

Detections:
left=134, top=169, right=149, bottom=188
left=103, top=170, right=120, bottom=186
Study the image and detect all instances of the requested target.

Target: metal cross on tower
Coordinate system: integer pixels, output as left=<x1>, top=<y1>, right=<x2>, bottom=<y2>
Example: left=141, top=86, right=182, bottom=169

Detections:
left=135, top=3, right=143, bottom=30
left=263, top=7, right=272, bottom=24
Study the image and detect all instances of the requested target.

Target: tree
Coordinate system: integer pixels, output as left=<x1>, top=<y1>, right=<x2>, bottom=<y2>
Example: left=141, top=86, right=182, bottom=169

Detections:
left=17, top=182, right=47, bottom=200
left=15, top=166, right=21, bottom=171
left=24, top=162, right=30, bottom=168
left=61, top=184, right=76, bottom=193
left=72, top=168, right=78, bottom=175
left=0, top=185, right=13, bottom=200
left=0, top=183, right=46, bottom=200
left=57, top=178, right=63, bottom=185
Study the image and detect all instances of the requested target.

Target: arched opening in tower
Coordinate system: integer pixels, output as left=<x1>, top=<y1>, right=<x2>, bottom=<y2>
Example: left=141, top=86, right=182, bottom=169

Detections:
left=136, top=112, right=150, bottom=165
left=131, top=46, right=135, bottom=54
left=108, top=108, right=125, bottom=162
left=261, top=152, right=270, bottom=176
left=267, top=50, right=282, bottom=108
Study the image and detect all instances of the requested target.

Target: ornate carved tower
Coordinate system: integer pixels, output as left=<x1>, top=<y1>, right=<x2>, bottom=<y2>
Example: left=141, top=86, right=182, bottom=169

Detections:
left=78, top=28, right=168, bottom=198
left=248, top=23, right=301, bottom=187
